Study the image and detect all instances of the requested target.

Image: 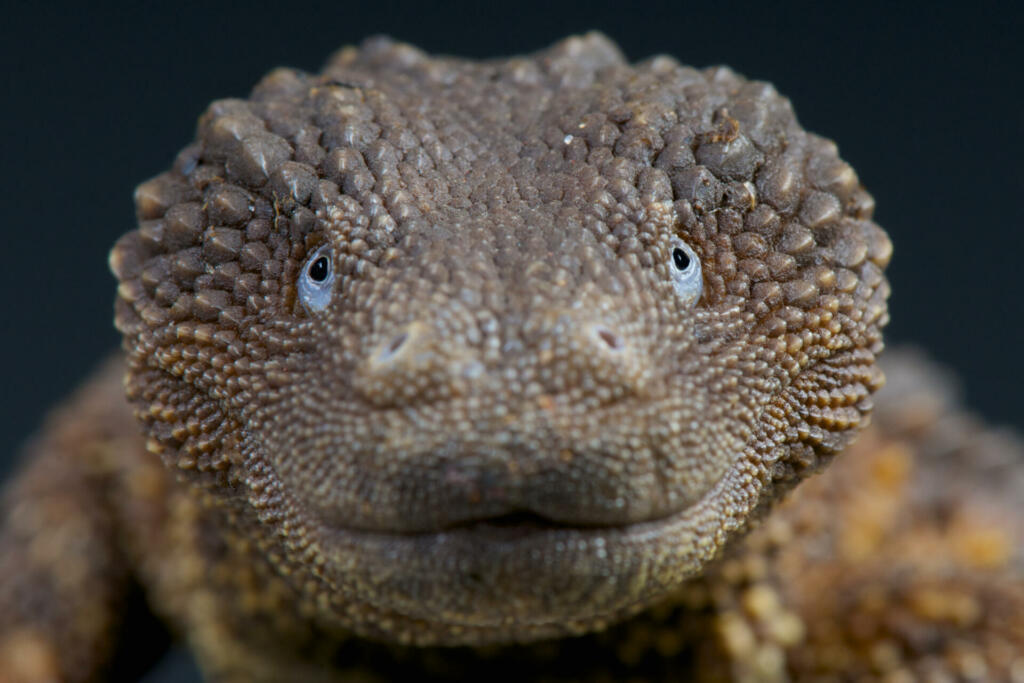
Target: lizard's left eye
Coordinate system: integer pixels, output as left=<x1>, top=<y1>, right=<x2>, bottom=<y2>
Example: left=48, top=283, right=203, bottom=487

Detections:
left=669, top=238, right=702, bottom=306
left=298, top=245, right=335, bottom=312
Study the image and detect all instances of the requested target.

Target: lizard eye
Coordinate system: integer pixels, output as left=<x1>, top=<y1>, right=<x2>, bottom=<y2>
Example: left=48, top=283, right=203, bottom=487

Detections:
left=298, top=245, right=335, bottom=312
left=670, top=238, right=702, bottom=306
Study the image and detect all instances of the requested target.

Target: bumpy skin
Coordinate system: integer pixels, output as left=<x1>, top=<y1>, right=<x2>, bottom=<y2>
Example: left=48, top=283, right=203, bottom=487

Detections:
left=0, top=34, right=1019, bottom=681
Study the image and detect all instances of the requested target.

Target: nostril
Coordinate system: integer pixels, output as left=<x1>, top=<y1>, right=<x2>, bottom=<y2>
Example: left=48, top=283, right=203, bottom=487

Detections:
left=376, top=331, right=410, bottom=363
left=592, top=325, right=623, bottom=351
left=387, top=332, right=409, bottom=355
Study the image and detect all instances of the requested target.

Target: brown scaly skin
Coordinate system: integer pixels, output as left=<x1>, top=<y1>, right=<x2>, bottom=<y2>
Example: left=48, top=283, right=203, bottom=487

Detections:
left=0, top=34, right=1019, bottom=681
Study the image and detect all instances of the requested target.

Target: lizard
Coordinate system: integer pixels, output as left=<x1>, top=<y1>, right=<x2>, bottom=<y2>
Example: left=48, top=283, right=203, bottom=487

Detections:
left=0, top=32, right=1020, bottom=681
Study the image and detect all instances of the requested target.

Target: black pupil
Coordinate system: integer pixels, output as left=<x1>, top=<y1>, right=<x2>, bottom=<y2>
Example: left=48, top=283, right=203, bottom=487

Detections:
left=672, top=247, right=690, bottom=271
left=308, top=256, right=330, bottom=282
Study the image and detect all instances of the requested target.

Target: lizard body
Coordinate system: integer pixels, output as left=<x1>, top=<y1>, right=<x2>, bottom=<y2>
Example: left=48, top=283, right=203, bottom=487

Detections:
left=1, top=34, right=1020, bottom=681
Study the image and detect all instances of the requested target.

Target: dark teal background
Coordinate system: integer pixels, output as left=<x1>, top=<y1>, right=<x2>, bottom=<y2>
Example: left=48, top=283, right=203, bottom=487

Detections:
left=1, top=1, right=1021, bottom=679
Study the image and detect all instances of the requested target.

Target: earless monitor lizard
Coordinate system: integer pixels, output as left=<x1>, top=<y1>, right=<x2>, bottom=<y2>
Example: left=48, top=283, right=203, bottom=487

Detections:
left=1, top=34, right=1021, bottom=682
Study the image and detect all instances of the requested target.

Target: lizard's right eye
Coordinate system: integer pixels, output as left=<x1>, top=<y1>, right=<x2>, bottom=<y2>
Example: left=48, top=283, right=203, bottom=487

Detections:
left=298, top=245, right=335, bottom=312
left=669, top=237, right=702, bottom=307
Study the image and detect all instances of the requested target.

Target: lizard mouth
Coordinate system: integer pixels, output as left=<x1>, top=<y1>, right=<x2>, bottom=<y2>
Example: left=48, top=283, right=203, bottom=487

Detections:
left=430, top=509, right=605, bottom=540
left=307, top=485, right=739, bottom=645
left=267, top=432, right=754, bottom=642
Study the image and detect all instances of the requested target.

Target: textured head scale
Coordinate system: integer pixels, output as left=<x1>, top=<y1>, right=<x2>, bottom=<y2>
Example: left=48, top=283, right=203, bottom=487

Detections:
left=110, top=33, right=890, bottom=644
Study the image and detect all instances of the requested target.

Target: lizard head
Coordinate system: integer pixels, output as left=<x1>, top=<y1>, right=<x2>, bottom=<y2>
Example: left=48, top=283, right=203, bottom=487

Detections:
left=110, top=34, right=890, bottom=644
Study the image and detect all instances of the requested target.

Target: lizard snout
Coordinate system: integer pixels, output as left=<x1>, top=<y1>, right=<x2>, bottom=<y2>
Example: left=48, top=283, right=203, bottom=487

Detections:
left=351, top=300, right=657, bottom=409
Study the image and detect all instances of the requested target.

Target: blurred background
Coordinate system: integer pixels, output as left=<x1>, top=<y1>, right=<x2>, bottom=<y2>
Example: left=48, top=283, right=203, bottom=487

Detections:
left=1, top=1, right=1021, bottom=679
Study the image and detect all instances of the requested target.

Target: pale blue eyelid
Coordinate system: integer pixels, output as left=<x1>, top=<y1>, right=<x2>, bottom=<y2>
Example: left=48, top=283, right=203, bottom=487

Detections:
left=298, top=245, right=335, bottom=312
left=671, top=238, right=702, bottom=306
